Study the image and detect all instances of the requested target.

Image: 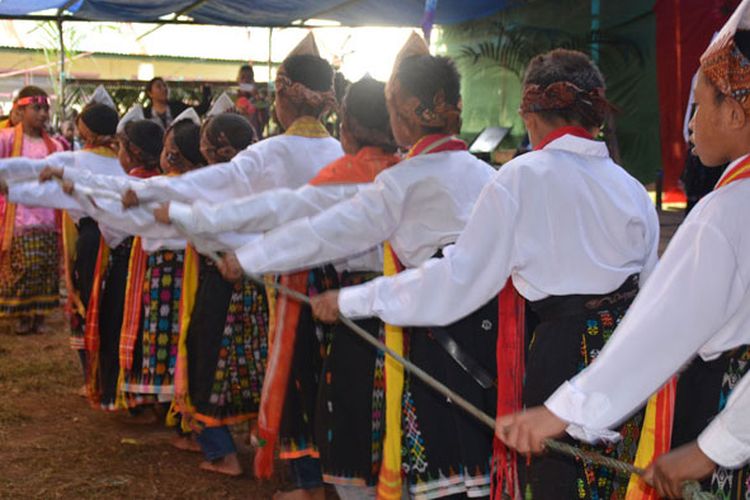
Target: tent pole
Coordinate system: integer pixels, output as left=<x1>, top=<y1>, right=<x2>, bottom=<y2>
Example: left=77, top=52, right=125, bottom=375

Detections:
left=268, top=27, right=273, bottom=82
left=57, top=16, right=65, bottom=124
left=55, top=0, right=78, bottom=124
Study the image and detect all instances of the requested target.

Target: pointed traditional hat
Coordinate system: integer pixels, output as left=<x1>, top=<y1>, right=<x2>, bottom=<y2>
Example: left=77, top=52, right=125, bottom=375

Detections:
left=172, top=107, right=201, bottom=126
left=116, top=103, right=145, bottom=133
left=287, top=32, right=320, bottom=58
left=387, top=31, right=429, bottom=93
left=88, top=85, right=116, bottom=109
left=701, top=0, right=750, bottom=107
left=206, top=92, right=235, bottom=117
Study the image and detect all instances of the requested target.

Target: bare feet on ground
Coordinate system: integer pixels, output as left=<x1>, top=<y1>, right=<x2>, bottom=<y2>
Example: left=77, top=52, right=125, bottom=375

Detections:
left=171, top=434, right=201, bottom=452
left=199, top=453, right=243, bottom=476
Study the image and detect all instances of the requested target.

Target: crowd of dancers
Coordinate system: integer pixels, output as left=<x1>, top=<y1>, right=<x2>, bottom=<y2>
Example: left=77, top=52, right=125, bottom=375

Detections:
left=2, top=5, right=750, bottom=498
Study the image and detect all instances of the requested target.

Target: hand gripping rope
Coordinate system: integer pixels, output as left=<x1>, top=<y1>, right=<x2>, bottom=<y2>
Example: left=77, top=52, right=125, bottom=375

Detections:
left=51, top=179, right=713, bottom=500
left=233, top=268, right=715, bottom=500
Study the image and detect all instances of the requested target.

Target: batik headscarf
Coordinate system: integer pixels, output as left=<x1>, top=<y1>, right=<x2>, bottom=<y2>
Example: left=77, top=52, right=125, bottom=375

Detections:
left=275, top=32, right=337, bottom=115
left=520, top=80, right=613, bottom=126
left=700, top=0, right=750, bottom=110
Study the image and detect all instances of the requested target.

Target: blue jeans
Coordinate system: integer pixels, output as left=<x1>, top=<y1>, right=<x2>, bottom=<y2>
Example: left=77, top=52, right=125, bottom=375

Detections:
left=289, top=456, right=323, bottom=490
left=197, top=426, right=236, bottom=461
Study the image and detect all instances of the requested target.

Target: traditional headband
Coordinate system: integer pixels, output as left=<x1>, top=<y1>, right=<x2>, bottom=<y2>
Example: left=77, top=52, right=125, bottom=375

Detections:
left=699, top=0, right=750, bottom=110
left=520, top=81, right=611, bottom=120
left=275, top=71, right=337, bottom=114
left=16, top=95, right=48, bottom=107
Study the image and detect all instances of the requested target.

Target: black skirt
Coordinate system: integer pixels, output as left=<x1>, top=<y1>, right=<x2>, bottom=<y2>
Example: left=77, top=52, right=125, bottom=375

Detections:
left=186, top=257, right=268, bottom=424
left=278, top=268, right=337, bottom=458
left=520, top=275, right=642, bottom=500
left=314, top=271, right=381, bottom=487
left=402, top=297, right=499, bottom=499
left=70, top=217, right=101, bottom=348
left=98, top=238, right=133, bottom=410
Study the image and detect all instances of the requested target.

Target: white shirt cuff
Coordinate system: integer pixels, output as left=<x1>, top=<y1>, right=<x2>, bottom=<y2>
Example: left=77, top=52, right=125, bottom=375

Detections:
left=235, top=240, right=269, bottom=275
left=168, top=201, right=194, bottom=230
left=338, top=282, right=378, bottom=319
left=698, top=416, right=750, bottom=469
left=7, top=185, right=22, bottom=204
left=545, top=381, right=621, bottom=444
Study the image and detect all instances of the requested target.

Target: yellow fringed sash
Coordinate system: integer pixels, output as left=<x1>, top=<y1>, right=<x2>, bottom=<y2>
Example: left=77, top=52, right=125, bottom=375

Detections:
left=167, top=244, right=200, bottom=432
left=376, top=242, right=406, bottom=500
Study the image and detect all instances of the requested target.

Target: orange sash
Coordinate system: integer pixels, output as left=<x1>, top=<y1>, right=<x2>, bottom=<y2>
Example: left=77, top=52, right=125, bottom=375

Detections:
left=83, top=237, right=110, bottom=405
left=253, top=147, right=399, bottom=479
left=118, top=237, right=148, bottom=373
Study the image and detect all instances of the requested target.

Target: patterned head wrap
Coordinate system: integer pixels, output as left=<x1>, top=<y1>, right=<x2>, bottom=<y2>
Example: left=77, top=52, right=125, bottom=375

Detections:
left=701, top=0, right=750, bottom=109
left=520, top=80, right=613, bottom=125
left=275, top=69, right=337, bottom=114
left=276, top=32, right=336, bottom=114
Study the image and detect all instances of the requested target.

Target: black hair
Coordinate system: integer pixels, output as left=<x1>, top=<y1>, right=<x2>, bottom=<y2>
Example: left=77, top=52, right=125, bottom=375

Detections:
left=523, top=49, right=609, bottom=128
left=238, top=64, right=255, bottom=81
left=343, top=77, right=396, bottom=153
left=123, top=120, right=164, bottom=170
left=396, top=55, right=461, bottom=110
left=16, top=85, right=48, bottom=102
left=145, top=77, right=165, bottom=95
left=79, top=103, right=119, bottom=136
left=282, top=54, right=334, bottom=93
left=205, top=113, right=255, bottom=151
left=169, top=119, right=205, bottom=167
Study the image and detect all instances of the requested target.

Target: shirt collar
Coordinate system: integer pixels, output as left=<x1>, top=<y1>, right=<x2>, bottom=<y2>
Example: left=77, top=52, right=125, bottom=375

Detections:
left=716, top=153, right=750, bottom=186
left=542, top=134, right=610, bottom=158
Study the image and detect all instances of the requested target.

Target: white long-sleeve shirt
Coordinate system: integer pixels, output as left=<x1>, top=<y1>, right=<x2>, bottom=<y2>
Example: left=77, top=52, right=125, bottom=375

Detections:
left=167, top=182, right=380, bottom=272
left=129, top=134, right=342, bottom=204
left=337, top=134, right=658, bottom=326
left=5, top=150, right=129, bottom=247
left=5, top=150, right=124, bottom=224
left=0, top=149, right=121, bottom=184
left=698, top=371, right=750, bottom=468
left=167, top=183, right=364, bottom=236
left=65, top=183, right=258, bottom=253
left=542, top=155, right=750, bottom=468
left=233, top=149, right=495, bottom=274
left=9, top=179, right=131, bottom=248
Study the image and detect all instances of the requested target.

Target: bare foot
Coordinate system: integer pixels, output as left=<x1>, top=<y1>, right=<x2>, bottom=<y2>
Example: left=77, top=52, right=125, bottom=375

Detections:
left=272, top=487, right=325, bottom=500
left=199, top=453, right=243, bottom=476
left=77, top=385, right=88, bottom=397
left=171, top=434, right=201, bottom=452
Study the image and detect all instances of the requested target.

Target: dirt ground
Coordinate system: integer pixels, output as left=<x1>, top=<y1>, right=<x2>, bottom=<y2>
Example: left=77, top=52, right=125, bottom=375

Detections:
left=0, top=311, right=290, bottom=499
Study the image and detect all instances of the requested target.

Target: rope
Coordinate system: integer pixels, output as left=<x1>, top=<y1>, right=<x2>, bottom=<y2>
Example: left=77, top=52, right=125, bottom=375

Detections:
left=243, top=273, right=716, bottom=500
left=161, top=219, right=718, bottom=500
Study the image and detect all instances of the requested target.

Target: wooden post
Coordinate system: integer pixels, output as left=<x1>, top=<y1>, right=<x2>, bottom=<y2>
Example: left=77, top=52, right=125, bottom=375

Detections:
left=57, top=16, right=65, bottom=124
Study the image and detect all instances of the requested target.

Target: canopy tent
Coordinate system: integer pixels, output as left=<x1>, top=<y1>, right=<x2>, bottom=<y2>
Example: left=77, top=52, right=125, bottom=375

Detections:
left=0, top=0, right=511, bottom=26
